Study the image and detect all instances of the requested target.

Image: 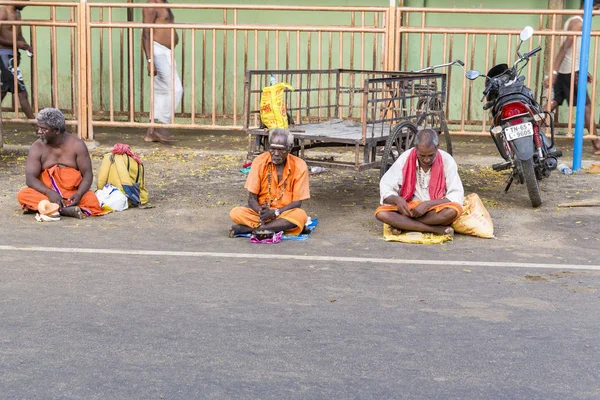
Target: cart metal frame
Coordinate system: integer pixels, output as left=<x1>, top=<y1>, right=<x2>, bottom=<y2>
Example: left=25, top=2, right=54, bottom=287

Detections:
left=243, top=69, right=449, bottom=174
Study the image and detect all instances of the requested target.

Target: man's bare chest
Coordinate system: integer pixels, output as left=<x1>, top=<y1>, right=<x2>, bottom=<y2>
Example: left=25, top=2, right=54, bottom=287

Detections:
left=154, top=8, right=174, bottom=23
left=41, top=147, right=77, bottom=169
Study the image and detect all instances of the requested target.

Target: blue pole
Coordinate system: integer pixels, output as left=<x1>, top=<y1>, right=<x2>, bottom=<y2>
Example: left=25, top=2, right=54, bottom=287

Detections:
left=573, top=0, right=593, bottom=171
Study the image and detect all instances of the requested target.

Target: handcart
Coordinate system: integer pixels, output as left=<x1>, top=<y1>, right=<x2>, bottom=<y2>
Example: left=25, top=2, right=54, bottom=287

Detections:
left=243, top=67, right=454, bottom=177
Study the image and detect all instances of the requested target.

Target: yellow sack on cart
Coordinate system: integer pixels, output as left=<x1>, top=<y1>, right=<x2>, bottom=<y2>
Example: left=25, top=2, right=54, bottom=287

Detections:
left=260, top=82, right=294, bottom=129
left=452, top=193, right=494, bottom=238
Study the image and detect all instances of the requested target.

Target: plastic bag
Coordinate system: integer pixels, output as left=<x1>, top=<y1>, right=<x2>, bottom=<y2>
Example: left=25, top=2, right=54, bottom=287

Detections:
left=587, top=163, right=600, bottom=174
left=452, top=193, right=494, bottom=238
left=260, top=82, right=294, bottom=129
left=95, top=184, right=129, bottom=212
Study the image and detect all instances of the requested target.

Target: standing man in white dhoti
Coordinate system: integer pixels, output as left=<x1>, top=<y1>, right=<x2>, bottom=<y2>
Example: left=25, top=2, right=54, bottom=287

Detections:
left=142, top=0, right=183, bottom=143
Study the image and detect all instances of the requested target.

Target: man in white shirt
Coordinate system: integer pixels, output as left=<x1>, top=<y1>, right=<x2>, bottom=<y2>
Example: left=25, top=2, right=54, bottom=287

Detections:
left=375, top=129, right=464, bottom=237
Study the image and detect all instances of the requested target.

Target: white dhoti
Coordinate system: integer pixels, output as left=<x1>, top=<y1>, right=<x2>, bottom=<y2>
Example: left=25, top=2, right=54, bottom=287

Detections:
left=151, top=41, right=183, bottom=124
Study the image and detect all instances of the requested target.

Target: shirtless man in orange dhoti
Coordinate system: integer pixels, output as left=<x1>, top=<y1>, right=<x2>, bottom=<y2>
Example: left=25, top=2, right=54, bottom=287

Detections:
left=17, top=108, right=105, bottom=218
left=142, top=0, right=183, bottom=143
left=229, top=128, right=310, bottom=237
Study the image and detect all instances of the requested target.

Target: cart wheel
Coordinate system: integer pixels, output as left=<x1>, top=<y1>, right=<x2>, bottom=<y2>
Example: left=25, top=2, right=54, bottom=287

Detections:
left=380, top=121, right=418, bottom=179
left=439, top=113, right=453, bottom=156
left=429, top=97, right=443, bottom=112
left=416, top=96, right=442, bottom=118
left=416, top=98, right=429, bottom=116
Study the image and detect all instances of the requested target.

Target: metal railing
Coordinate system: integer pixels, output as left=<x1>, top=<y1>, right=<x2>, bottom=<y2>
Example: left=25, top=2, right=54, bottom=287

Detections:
left=0, top=1, right=82, bottom=134
left=0, top=3, right=598, bottom=142
left=394, top=7, right=600, bottom=140
left=85, top=3, right=389, bottom=138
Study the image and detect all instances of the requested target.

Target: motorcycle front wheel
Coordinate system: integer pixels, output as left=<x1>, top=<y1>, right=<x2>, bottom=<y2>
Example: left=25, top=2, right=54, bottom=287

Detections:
left=517, top=157, right=542, bottom=207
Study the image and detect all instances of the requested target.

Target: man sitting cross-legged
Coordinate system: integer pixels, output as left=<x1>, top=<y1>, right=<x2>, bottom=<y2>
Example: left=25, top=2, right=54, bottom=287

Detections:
left=375, top=129, right=464, bottom=237
left=229, top=128, right=310, bottom=237
left=17, top=108, right=106, bottom=218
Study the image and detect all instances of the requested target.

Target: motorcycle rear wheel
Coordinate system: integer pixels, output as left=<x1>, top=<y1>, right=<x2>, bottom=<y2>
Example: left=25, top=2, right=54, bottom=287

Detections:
left=518, top=157, right=542, bottom=207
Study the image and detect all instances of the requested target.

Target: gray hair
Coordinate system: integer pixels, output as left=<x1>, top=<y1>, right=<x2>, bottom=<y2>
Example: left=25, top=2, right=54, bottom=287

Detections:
left=415, top=128, right=439, bottom=148
left=37, top=108, right=66, bottom=133
left=268, top=128, right=294, bottom=148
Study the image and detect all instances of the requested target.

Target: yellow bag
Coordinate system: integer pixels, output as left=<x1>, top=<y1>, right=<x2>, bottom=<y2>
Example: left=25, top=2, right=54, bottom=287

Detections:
left=452, top=193, right=494, bottom=238
left=260, top=82, right=294, bottom=129
left=97, top=153, right=148, bottom=206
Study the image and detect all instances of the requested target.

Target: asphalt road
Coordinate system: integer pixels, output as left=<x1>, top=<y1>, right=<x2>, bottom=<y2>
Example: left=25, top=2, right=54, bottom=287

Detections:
left=2, top=131, right=600, bottom=399
left=1, top=244, right=599, bottom=399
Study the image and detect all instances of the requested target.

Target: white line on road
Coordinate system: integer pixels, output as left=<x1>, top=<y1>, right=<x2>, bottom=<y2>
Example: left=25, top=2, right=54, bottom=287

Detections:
left=1, top=245, right=599, bottom=271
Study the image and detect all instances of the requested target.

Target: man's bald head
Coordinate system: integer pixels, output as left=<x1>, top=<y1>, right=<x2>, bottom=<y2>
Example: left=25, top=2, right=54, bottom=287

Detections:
left=415, top=129, right=439, bottom=148
left=268, top=128, right=294, bottom=149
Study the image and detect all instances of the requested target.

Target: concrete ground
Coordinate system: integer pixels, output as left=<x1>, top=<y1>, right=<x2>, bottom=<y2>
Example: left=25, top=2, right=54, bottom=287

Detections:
left=1, top=125, right=600, bottom=399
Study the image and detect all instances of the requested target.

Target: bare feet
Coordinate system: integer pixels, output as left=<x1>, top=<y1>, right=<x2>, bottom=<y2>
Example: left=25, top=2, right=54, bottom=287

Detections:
left=144, top=127, right=175, bottom=143
left=442, top=227, right=454, bottom=238
left=390, top=227, right=402, bottom=235
left=144, top=132, right=175, bottom=143
left=229, top=224, right=253, bottom=238
left=60, top=206, right=85, bottom=219
left=144, top=133, right=159, bottom=142
left=428, top=225, right=454, bottom=238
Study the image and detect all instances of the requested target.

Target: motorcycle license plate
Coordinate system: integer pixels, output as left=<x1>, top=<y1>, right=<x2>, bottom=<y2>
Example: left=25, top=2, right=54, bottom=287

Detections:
left=504, top=122, right=534, bottom=141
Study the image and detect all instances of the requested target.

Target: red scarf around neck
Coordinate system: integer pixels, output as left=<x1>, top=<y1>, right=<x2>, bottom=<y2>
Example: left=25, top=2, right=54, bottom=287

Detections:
left=399, top=148, right=446, bottom=201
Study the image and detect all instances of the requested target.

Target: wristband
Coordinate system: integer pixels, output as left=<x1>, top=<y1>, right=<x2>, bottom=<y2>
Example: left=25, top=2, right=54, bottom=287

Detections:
left=147, top=58, right=152, bottom=63
left=552, top=70, right=558, bottom=76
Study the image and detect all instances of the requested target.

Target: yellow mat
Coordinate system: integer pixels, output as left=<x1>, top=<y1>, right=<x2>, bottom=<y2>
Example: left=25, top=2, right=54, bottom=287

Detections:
left=383, top=224, right=452, bottom=244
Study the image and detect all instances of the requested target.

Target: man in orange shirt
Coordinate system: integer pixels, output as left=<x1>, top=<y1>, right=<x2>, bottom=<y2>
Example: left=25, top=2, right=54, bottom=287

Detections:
left=229, top=128, right=310, bottom=237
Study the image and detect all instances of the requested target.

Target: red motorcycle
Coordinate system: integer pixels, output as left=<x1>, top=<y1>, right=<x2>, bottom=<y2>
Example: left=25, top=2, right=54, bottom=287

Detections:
left=465, top=26, right=562, bottom=207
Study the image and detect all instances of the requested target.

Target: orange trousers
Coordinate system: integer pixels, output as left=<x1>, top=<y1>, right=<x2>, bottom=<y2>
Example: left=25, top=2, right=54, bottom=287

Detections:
left=17, top=165, right=105, bottom=216
left=230, top=206, right=307, bottom=236
left=375, top=200, right=463, bottom=224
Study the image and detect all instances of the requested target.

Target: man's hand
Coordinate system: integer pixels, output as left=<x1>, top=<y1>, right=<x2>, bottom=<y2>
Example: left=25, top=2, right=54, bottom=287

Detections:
left=66, top=192, right=83, bottom=207
left=259, top=206, right=276, bottom=224
left=46, top=190, right=65, bottom=209
left=147, top=62, right=157, bottom=77
left=395, top=197, right=412, bottom=217
left=411, top=202, right=431, bottom=218
left=17, top=41, right=32, bottom=52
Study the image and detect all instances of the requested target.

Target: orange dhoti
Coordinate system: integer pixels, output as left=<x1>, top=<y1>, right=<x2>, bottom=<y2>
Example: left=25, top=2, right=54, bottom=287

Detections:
left=230, top=206, right=307, bottom=236
left=17, top=165, right=106, bottom=216
left=375, top=200, right=463, bottom=224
